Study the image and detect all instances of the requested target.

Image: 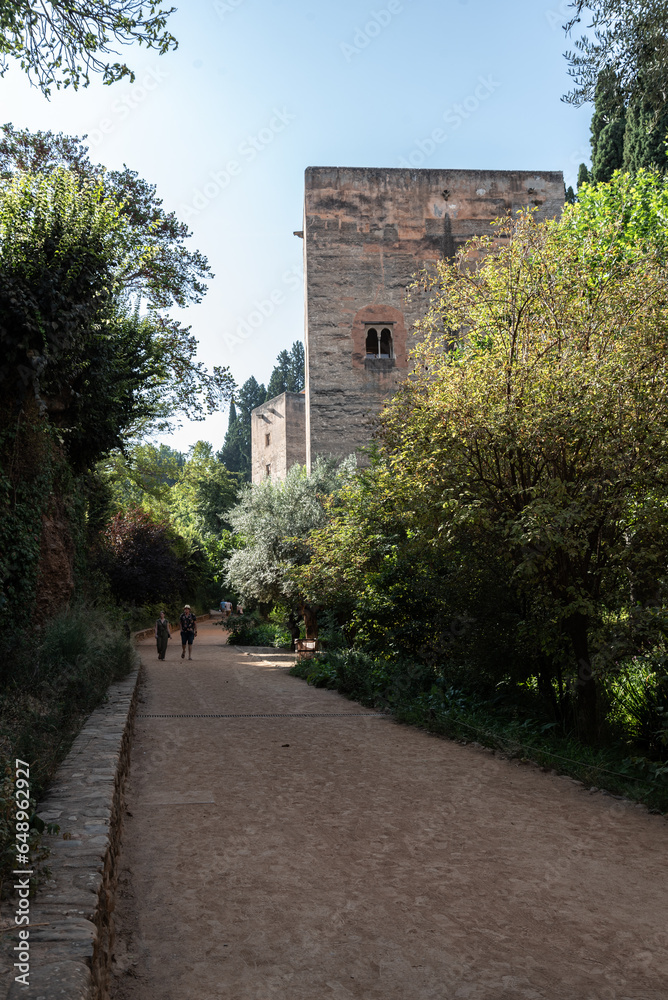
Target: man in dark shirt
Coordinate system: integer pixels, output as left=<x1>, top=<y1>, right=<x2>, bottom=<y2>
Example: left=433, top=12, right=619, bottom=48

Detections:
left=179, top=605, right=197, bottom=660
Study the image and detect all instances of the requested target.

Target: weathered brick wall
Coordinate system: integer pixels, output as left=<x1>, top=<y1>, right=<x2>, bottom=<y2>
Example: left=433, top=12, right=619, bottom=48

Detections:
left=251, top=391, right=306, bottom=484
left=304, top=166, right=565, bottom=468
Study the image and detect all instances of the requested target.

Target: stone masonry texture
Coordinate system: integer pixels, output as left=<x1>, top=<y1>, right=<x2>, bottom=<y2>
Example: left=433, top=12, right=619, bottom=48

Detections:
left=251, top=391, right=306, bottom=484
left=303, top=166, right=565, bottom=468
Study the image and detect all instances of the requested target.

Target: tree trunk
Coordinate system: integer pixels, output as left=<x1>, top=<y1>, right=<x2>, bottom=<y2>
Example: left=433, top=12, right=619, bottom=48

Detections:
left=566, top=612, right=598, bottom=744
left=288, top=611, right=301, bottom=652
left=537, top=655, right=560, bottom=721
left=301, top=604, right=318, bottom=640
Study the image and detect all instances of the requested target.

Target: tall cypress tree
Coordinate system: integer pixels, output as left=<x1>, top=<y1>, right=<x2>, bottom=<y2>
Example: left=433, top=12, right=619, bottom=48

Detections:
left=218, top=399, right=243, bottom=474
left=590, top=69, right=625, bottom=182
left=588, top=65, right=668, bottom=181
left=218, top=380, right=266, bottom=481
left=592, top=115, right=626, bottom=182
left=623, top=99, right=668, bottom=174
left=217, top=375, right=267, bottom=482
left=219, top=345, right=305, bottom=480
left=266, top=341, right=305, bottom=399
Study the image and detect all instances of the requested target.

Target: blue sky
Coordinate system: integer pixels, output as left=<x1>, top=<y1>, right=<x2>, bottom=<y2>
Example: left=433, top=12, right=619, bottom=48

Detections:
left=1, top=0, right=592, bottom=453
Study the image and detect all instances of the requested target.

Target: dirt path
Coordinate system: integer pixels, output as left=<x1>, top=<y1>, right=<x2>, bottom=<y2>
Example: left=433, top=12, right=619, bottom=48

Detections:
left=111, top=622, right=667, bottom=1000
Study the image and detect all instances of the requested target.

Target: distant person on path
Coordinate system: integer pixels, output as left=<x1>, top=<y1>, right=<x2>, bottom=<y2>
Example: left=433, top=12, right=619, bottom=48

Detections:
left=179, top=604, right=197, bottom=660
left=220, top=598, right=232, bottom=620
left=155, top=611, right=171, bottom=660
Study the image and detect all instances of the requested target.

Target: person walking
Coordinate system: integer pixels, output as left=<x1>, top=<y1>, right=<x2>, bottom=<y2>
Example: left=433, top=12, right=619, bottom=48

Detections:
left=179, top=604, right=197, bottom=660
left=155, top=611, right=171, bottom=660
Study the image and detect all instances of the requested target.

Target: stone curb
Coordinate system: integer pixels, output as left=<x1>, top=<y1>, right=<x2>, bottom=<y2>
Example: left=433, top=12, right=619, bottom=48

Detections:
left=2, top=665, right=141, bottom=1000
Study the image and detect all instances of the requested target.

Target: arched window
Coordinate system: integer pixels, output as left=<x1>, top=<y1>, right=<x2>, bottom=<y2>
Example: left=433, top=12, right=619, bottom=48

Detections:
left=365, top=327, right=379, bottom=357
left=379, top=327, right=392, bottom=358
left=365, top=324, right=393, bottom=359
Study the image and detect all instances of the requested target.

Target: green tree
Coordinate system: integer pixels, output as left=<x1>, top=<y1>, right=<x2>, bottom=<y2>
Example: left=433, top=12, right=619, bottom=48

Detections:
left=98, top=443, right=185, bottom=515
left=567, top=11, right=668, bottom=180
left=0, top=163, right=233, bottom=465
left=218, top=377, right=266, bottom=481
left=0, top=125, right=212, bottom=311
left=0, top=1, right=177, bottom=96
left=563, top=167, right=668, bottom=260
left=96, top=440, right=240, bottom=611
left=218, top=400, right=244, bottom=476
left=588, top=68, right=625, bottom=182
left=295, top=469, right=534, bottom=682
left=266, top=341, right=305, bottom=399
left=586, top=67, right=668, bottom=180
left=374, top=199, right=668, bottom=742
left=169, top=441, right=240, bottom=536
left=564, top=1, right=668, bottom=112
left=226, top=458, right=354, bottom=637
left=592, top=115, right=626, bottom=181
left=622, top=100, right=668, bottom=174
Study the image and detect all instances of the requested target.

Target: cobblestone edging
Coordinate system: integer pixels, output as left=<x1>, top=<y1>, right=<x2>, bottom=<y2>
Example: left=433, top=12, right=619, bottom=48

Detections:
left=3, top=665, right=141, bottom=1000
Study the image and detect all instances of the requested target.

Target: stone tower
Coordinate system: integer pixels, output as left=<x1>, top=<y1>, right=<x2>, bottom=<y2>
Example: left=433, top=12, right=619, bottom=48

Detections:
left=303, top=166, right=565, bottom=470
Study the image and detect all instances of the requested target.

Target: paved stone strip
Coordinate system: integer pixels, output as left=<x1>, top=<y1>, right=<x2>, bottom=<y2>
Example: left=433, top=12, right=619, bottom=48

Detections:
left=137, top=712, right=388, bottom=718
left=3, top=666, right=141, bottom=1000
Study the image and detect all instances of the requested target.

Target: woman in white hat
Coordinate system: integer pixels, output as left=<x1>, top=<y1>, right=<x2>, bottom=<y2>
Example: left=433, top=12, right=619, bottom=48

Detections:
left=179, top=604, right=197, bottom=660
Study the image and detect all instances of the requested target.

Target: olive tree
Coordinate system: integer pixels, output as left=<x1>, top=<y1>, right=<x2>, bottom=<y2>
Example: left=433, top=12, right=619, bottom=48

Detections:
left=563, top=1, right=668, bottom=111
left=225, top=458, right=355, bottom=637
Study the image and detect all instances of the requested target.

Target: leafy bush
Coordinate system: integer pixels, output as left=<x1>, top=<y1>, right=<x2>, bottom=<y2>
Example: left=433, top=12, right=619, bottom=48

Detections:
left=0, top=603, right=138, bottom=895
left=96, top=506, right=186, bottom=605
left=316, top=609, right=349, bottom=652
left=292, top=649, right=436, bottom=707
left=225, top=610, right=291, bottom=648
left=606, top=656, right=668, bottom=755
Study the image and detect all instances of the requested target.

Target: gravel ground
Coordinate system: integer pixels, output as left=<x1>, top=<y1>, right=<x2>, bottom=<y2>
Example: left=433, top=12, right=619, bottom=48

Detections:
left=110, top=622, right=668, bottom=1000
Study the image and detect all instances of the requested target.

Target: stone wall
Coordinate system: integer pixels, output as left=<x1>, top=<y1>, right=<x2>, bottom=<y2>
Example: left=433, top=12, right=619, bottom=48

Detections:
left=303, top=166, right=565, bottom=468
left=250, top=391, right=306, bottom=484
left=2, top=667, right=140, bottom=1000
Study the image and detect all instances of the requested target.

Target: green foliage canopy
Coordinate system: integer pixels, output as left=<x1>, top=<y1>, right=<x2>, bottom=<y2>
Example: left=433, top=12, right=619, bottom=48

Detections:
left=266, top=341, right=305, bottom=399
left=0, top=144, right=233, bottom=465
left=564, top=1, right=668, bottom=111
left=0, top=1, right=177, bottom=96
left=226, top=458, right=354, bottom=608
left=378, top=204, right=668, bottom=736
left=0, top=125, right=212, bottom=310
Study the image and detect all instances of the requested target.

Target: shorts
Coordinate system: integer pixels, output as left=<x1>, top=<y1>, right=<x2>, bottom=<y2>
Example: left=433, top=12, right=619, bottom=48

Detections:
left=180, top=630, right=194, bottom=645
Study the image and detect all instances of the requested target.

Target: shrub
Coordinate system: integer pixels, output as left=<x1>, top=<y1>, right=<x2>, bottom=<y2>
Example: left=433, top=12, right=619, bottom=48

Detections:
left=97, top=506, right=185, bottom=605
left=0, top=603, right=138, bottom=895
left=225, top=610, right=291, bottom=648
left=606, top=656, right=668, bottom=755
left=292, top=649, right=436, bottom=707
